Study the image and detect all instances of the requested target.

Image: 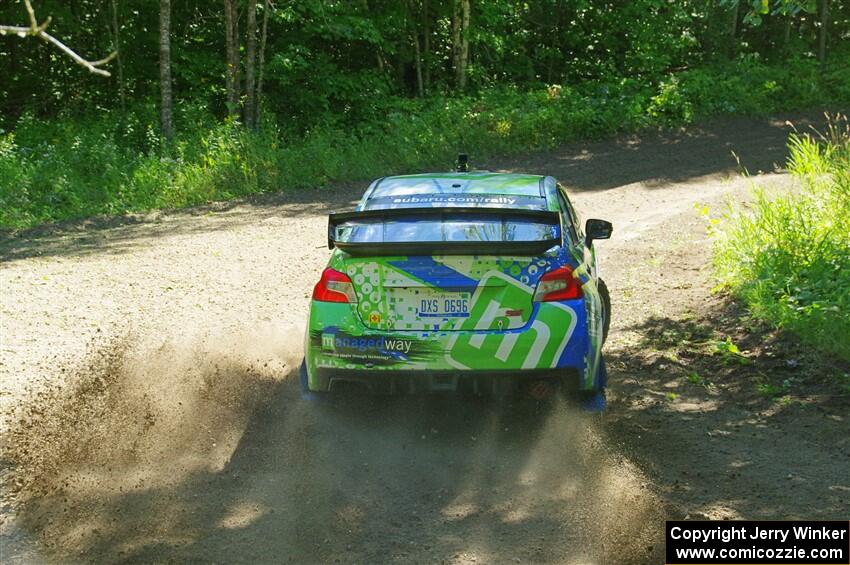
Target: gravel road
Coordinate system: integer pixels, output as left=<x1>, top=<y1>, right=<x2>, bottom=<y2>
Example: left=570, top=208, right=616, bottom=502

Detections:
left=1, top=112, right=847, bottom=564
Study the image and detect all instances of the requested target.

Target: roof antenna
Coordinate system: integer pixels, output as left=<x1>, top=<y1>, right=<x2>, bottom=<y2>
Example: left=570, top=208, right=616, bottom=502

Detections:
left=456, top=153, right=469, bottom=173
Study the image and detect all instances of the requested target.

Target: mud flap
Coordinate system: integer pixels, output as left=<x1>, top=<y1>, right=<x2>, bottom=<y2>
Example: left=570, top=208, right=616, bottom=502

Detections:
left=580, top=389, right=606, bottom=413
left=580, top=356, right=607, bottom=413
left=300, top=360, right=333, bottom=404
left=596, top=354, right=608, bottom=389
left=598, top=278, right=611, bottom=345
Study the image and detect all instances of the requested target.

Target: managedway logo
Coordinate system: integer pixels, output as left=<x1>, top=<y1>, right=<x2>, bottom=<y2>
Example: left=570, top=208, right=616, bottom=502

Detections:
left=322, top=333, right=412, bottom=354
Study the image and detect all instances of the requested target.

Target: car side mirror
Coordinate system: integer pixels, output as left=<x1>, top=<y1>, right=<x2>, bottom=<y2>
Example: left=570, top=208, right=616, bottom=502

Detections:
left=585, top=219, right=612, bottom=246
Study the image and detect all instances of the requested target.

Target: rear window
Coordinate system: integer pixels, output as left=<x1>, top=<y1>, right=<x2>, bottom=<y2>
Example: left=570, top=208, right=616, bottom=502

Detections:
left=335, top=214, right=559, bottom=244
left=369, top=174, right=544, bottom=199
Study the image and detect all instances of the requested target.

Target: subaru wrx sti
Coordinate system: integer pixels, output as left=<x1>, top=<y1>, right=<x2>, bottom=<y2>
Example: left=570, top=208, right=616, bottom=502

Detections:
left=302, top=159, right=612, bottom=403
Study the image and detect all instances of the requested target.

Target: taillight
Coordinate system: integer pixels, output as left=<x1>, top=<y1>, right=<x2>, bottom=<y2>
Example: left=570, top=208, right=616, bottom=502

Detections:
left=533, top=265, right=583, bottom=301
left=312, top=268, right=358, bottom=303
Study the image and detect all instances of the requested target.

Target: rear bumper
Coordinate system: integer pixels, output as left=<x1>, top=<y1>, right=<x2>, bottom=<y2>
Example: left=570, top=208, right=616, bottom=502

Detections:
left=305, top=300, right=595, bottom=394
left=311, top=367, right=581, bottom=395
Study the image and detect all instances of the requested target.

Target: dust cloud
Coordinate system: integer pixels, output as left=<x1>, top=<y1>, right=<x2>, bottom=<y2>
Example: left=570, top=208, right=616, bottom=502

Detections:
left=1, top=322, right=300, bottom=556
left=2, top=323, right=665, bottom=562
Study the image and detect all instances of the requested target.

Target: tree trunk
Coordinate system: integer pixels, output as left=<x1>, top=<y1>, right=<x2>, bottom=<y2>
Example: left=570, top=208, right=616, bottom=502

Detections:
left=413, top=30, right=424, bottom=97
left=244, top=0, right=258, bottom=128
left=110, top=0, right=125, bottom=109
left=457, top=0, right=470, bottom=90
left=224, top=0, right=239, bottom=117
left=783, top=15, right=792, bottom=50
left=256, top=0, right=270, bottom=123
left=395, top=43, right=406, bottom=87
left=159, top=0, right=173, bottom=139
left=547, top=6, right=561, bottom=84
left=408, top=0, right=424, bottom=97
left=358, top=0, right=384, bottom=72
left=729, top=0, right=739, bottom=58
left=451, top=0, right=461, bottom=86
left=422, top=0, right=430, bottom=91
left=818, top=0, right=829, bottom=62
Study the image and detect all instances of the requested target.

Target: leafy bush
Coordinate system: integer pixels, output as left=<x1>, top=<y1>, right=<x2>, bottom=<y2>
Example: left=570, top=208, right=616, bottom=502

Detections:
left=713, top=115, right=850, bottom=360
left=1, top=57, right=848, bottom=230
left=648, top=55, right=850, bottom=125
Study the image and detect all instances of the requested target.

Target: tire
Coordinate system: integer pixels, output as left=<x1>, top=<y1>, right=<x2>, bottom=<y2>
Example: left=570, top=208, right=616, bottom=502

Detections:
left=598, top=278, right=611, bottom=346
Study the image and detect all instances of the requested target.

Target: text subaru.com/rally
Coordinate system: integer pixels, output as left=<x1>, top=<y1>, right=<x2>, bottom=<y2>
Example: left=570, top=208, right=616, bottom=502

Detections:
left=301, top=161, right=613, bottom=405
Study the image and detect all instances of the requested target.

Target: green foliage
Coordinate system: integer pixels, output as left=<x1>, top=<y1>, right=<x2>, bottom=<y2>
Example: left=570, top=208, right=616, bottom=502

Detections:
left=2, top=56, right=849, bottom=231
left=647, top=55, right=849, bottom=125
left=756, top=378, right=792, bottom=397
left=723, top=0, right=818, bottom=26
left=713, top=115, right=850, bottom=361
left=685, top=371, right=713, bottom=390
left=714, top=337, right=750, bottom=364
left=4, top=0, right=849, bottom=128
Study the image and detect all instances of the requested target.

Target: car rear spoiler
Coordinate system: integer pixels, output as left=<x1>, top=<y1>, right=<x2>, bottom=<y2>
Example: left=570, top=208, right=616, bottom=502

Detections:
left=327, top=206, right=562, bottom=256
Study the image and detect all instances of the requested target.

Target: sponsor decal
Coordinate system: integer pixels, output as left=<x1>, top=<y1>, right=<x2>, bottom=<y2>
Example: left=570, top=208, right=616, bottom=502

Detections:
left=310, top=326, right=443, bottom=367
left=362, top=193, right=548, bottom=209
left=382, top=338, right=412, bottom=353
left=322, top=333, right=413, bottom=355
left=392, top=195, right=518, bottom=205
left=309, top=250, right=596, bottom=376
left=443, top=271, right=577, bottom=371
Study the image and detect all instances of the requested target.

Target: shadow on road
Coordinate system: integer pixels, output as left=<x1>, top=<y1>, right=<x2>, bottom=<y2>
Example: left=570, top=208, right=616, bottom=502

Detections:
left=603, top=297, right=850, bottom=522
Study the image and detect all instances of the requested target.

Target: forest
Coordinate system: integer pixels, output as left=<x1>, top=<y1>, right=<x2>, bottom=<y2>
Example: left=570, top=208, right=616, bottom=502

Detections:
left=1, top=0, right=848, bottom=229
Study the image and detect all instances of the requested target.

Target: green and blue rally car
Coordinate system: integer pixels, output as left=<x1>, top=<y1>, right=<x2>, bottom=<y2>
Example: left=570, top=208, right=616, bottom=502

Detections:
left=302, top=157, right=612, bottom=407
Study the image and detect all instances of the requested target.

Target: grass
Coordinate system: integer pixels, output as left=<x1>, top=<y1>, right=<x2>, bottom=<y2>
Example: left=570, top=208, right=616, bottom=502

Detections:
left=713, top=114, right=850, bottom=362
left=1, top=55, right=849, bottom=231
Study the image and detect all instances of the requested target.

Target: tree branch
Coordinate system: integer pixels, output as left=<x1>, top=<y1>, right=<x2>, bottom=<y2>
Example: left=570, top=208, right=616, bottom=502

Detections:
left=0, top=0, right=117, bottom=77
left=24, top=0, right=38, bottom=30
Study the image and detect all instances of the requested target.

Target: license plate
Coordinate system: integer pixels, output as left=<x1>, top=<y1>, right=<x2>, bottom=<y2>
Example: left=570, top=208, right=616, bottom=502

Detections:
left=416, top=292, right=470, bottom=318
